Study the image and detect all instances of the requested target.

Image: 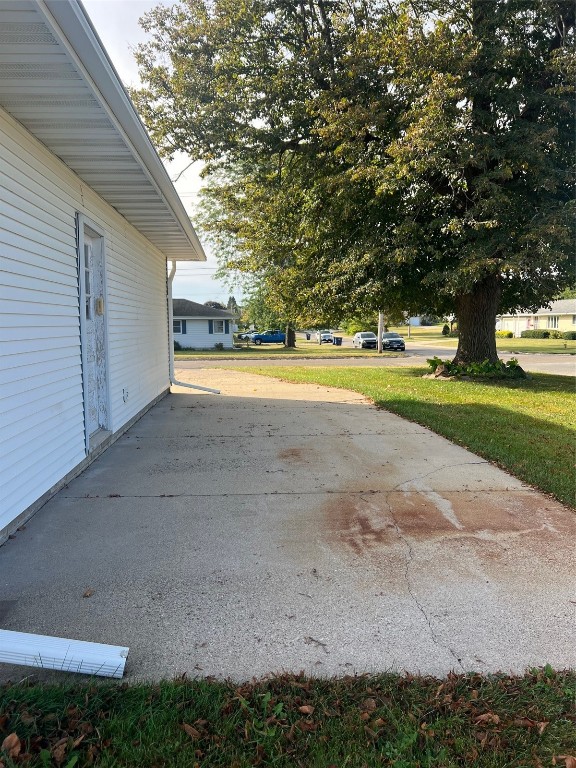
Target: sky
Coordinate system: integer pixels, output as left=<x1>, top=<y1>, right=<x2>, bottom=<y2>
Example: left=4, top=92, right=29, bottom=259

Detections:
left=81, top=0, right=243, bottom=306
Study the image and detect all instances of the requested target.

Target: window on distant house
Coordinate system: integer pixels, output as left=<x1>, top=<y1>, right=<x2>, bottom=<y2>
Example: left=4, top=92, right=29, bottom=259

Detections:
left=213, top=320, right=225, bottom=334
left=572, top=315, right=576, bottom=325
left=173, top=320, right=182, bottom=334
left=547, top=316, right=559, bottom=329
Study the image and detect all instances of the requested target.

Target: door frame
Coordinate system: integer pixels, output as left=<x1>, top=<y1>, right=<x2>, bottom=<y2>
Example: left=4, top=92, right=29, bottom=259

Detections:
left=76, top=213, right=111, bottom=453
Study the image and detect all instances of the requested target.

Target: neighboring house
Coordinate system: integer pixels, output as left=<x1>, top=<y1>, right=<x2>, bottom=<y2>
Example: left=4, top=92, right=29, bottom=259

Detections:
left=497, top=300, right=576, bottom=337
left=173, top=299, right=235, bottom=349
left=0, top=0, right=205, bottom=541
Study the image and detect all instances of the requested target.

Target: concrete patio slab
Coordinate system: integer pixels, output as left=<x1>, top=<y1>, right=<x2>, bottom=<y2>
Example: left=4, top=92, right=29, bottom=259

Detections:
left=0, top=368, right=574, bottom=683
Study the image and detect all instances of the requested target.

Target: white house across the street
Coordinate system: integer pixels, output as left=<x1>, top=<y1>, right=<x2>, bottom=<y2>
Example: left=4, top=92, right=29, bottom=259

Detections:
left=0, top=0, right=205, bottom=541
left=497, top=299, right=576, bottom=337
left=173, top=299, right=235, bottom=349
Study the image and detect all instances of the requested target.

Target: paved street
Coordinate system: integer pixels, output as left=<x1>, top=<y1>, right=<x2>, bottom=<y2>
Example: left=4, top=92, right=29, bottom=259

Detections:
left=177, top=345, right=576, bottom=377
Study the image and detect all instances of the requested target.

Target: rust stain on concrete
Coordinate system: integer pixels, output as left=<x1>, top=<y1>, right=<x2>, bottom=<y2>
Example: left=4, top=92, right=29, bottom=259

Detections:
left=277, top=447, right=310, bottom=465
left=321, top=486, right=575, bottom=582
left=324, top=494, right=396, bottom=556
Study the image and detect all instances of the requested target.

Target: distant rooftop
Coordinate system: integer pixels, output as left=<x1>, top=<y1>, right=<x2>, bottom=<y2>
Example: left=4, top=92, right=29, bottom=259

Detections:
left=173, top=299, right=234, bottom=318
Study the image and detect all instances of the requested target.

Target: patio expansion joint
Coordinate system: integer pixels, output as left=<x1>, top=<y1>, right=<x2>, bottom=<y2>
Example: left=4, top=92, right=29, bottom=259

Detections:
left=61, top=487, right=531, bottom=501
left=384, top=492, right=466, bottom=673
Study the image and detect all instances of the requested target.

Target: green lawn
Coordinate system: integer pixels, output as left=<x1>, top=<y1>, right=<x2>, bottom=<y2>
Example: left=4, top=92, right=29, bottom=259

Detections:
left=2, top=670, right=574, bottom=767
left=242, top=365, right=576, bottom=508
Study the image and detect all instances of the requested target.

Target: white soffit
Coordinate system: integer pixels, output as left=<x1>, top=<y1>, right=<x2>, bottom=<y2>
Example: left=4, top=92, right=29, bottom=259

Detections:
left=0, top=0, right=205, bottom=261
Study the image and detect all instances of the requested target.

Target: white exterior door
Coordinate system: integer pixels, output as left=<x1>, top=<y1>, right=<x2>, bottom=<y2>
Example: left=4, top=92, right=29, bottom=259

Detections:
left=79, top=220, right=109, bottom=448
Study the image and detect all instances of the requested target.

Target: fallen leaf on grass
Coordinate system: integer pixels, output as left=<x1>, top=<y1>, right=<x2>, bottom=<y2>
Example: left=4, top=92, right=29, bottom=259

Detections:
left=361, top=698, right=377, bottom=712
left=297, top=719, right=318, bottom=732
left=554, top=758, right=576, bottom=768
left=514, top=718, right=549, bottom=733
left=1, top=733, right=20, bottom=758
left=181, top=724, right=202, bottom=740
left=475, top=712, right=500, bottom=725
left=51, top=738, right=69, bottom=765
left=298, top=705, right=314, bottom=715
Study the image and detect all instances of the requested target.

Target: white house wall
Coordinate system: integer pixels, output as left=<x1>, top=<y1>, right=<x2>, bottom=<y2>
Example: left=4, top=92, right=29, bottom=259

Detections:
left=173, top=319, right=234, bottom=349
left=0, top=106, right=169, bottom=534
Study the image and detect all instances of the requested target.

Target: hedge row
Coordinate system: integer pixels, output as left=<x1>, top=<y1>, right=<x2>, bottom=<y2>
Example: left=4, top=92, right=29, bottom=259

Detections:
left=520, top=329, right=576, bottom=339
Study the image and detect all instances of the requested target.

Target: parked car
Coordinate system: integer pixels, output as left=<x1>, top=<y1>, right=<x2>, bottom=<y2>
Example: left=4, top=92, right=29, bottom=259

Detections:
left=352, top=331, right=377, bottom=349
left=237, top=330, right=256, bottom=340
left=316, top=329, right=334, bottom=343
left=381, top=332, right=406, bottom=351
left=248, top=329, right=286, bottom=344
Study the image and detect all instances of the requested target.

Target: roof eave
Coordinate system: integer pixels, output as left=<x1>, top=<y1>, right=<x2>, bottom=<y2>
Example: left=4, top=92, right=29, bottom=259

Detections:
left=38, top=0, right=205, bottom=262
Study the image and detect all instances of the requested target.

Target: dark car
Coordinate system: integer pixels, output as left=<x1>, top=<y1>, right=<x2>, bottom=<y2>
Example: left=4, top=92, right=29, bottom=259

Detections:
left=382, top=332, right=406, bottom=351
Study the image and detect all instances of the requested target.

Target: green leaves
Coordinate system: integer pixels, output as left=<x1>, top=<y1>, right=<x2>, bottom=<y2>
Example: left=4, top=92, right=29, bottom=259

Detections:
left=134, top=0, right=575, bottom=358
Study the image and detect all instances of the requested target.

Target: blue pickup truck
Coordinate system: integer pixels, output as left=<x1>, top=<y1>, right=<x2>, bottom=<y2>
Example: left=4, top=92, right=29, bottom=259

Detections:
left=248, top=329, right=286, bottom=345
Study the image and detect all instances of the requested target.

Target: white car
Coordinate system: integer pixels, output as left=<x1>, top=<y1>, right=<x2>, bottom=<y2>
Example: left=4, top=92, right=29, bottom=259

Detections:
left=316, top=329, right=334, bottom=343
left=352, top=331, right=377, bottom=349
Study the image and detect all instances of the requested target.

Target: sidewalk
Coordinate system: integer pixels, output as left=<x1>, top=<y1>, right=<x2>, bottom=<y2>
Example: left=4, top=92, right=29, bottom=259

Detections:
left=0, top=368, right=574, bottom=682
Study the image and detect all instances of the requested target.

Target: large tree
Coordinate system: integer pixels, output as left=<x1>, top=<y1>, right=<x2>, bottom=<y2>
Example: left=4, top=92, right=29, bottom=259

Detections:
left=133, top=0, right=575, bottom=363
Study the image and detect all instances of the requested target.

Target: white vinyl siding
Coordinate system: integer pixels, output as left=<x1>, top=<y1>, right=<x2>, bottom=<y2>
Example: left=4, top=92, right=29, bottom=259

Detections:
left=173, top=317, right=234, bottom=349
left=0, top=106, right=169, bottom=533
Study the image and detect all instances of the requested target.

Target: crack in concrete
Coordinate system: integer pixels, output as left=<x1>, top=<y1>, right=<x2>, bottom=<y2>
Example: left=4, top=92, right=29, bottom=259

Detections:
left=391, top=460, right=490, bottom=492
left=383, top=493, right=466, bottom=673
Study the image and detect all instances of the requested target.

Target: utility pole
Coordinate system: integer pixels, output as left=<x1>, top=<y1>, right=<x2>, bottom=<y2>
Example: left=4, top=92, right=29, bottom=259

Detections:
left=377, top=310, right=384, bottom=354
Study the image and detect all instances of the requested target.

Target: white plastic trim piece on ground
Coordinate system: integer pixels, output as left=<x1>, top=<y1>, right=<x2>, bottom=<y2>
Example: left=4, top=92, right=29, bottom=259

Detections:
left=0, top=630, right=129, bottom=678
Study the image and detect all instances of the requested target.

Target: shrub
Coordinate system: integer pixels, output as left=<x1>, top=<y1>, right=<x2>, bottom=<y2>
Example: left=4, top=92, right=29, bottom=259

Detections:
left=520, top=329, right=550, bottom=338
left=563, top=331, right=576, bottom=340
left=174, top=340, right=182, bottom=351
left=449, top=331, right=459, bottom=337
left=495, top=330, right=513, bottom=338
left=549, top=329, right=564, bottom=339
left=214, top=342, right=224, bottom=351
left=442, top=324, right=450, bottom=336
left=426, top=356, right=527, bottom=379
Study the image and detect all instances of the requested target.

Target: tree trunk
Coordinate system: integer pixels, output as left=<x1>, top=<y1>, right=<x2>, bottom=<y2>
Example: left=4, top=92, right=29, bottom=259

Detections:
left=453, top=275, right=501, bottom=364
left=285, top=325, right=296, bottom=347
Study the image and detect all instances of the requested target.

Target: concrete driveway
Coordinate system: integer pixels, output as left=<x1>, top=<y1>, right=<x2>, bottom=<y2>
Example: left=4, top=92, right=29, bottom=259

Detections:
left=1, top=368, right=574, bottom=682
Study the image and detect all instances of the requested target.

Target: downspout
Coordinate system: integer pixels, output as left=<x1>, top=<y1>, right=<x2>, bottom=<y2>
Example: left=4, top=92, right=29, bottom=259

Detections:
left=168, top=261, right=220, bottom=394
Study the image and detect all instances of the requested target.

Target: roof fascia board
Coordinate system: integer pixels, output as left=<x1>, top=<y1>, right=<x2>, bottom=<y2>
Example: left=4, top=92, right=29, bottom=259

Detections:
left=38, top=0, right=205, bottom=261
